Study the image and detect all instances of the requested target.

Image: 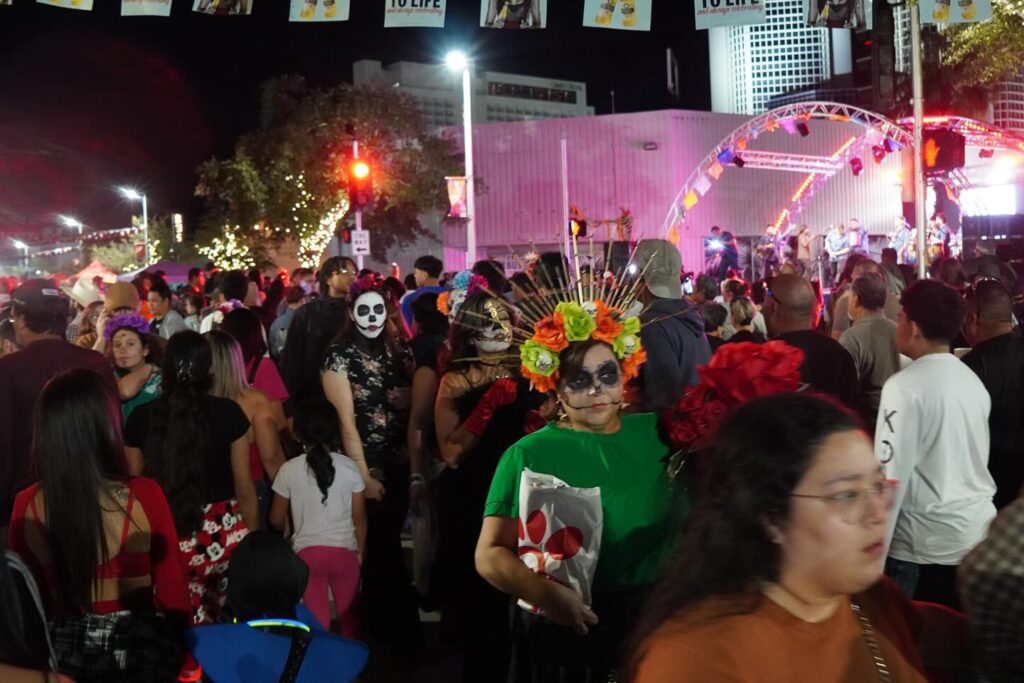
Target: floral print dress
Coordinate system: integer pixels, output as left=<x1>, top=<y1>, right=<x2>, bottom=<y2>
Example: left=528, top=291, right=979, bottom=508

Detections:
left=321, top=339, right=413, bottom=469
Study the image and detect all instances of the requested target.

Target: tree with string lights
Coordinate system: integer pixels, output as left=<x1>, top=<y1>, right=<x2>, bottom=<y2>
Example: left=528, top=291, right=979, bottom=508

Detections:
left=195, top=76, right=462, bottom=266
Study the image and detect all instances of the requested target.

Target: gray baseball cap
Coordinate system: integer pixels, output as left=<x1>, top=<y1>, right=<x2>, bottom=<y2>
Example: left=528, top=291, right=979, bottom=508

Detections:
left=631, top=239, right=682, bottom=299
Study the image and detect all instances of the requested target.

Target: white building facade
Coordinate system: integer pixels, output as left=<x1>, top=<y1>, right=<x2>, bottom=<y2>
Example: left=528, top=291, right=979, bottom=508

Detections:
left=352, top=59, right=594, bottom=130
left=992, top=72, right=1024, bottom=135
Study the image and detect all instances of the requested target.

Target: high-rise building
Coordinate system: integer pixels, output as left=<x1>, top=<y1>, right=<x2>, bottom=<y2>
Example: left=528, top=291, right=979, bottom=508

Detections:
left=992, top=72, right=1024, bottom=135
left=352, top=60, right=593, bottom=130
left=708, top=0, right=845, bottom=115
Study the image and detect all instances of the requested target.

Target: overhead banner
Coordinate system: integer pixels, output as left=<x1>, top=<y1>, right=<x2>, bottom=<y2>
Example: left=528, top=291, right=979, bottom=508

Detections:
left=37, top=0, right=93, bottom=10
left=583, top=0, right=652, bottom=30
left=193, top=0, right=251, bottom=13
left=694, top=0, right=765, bottom=29
left=385, top=0, right=446, bottom=27
left=480, top=0, right=545, bottom=29
left=806, top=0, right=871, bottom=28
left=122, top=0, right=172, bottom=16
left=289, top=0, right=348, bottom=21
left=920, top=0, right=991, bottom=24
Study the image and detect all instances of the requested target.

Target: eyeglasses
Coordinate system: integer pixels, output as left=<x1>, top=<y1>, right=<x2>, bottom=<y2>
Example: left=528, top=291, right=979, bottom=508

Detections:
left=765, top=286, right=784, bottom=308
left=790, top=478, right=898, bottom=524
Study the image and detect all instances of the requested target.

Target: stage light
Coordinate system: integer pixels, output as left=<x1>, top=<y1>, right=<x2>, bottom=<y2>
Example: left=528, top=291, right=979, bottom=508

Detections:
left=871, top=145, right=887, bottom=164
left=979, top=149, right=995, bottom=159
left=708, top=239, right=723, bottom=251
left=733, top=156, right=745, bottom=168
left=717, top=148, right=735, bottom=165
left=796, top=121, right=810, bottom=137
left=884, top=138, right=903, bottom=153
left=850, top=157, right=864, bottom=176
left=780, top=119, right=798, bottom=135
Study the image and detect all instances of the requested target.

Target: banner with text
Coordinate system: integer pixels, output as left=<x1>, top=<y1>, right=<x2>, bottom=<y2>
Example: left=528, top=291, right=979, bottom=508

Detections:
left=694, top=0, right=764, bottom=29
left=193, top=0, right=251, bottom=14
left=289, top=0, right=348, bottom=21
left=919, top=0, right=991, bottom=24
left=806, top=0, right=872, bottom=29
left=480, top=0, right=545, bottom=29
left=122, top=0, right=172, bottom=16
left=37, top=0, right=93, bottom=10
left=385, top=0, right=446, bottom=27
left=582, top=0, right=652, bottom=31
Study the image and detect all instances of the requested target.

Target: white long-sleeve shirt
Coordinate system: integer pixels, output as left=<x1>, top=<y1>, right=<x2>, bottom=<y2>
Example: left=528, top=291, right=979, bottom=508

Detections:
left=876, top=352, right=996, bottom=565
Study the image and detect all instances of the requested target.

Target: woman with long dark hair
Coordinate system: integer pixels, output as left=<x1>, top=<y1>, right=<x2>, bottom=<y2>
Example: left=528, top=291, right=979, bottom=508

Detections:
left=269, top=400, right=366, bottom=637
left=434, top=290, right=543, bottom=681
left=321, top=274, right=421, bottom=655
left=123, top=331, right=256, bottom=625
left=630, top=393, right=931, bottom=682
left=7, top=369, right=191, bottom=680
left=105, top=313, right=164, bottom=420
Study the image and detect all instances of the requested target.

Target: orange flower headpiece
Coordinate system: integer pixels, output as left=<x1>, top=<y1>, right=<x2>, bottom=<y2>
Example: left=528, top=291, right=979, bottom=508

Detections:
left=519, top=299, right=646, bottom=393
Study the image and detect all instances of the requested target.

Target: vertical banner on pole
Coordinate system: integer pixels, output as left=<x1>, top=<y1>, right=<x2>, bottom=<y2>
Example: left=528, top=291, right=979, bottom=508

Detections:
left=37, top=0, right=93, bottom=10
left=122, top=0, right=172, bottom=16
left=583, top=0, right=653, bottom=30
left=480, top=0, right=545, bottom=28
left=385, top=0, right=446, bottom=27
left=446, top=177, right=467, bottom=218
left=193, top=0, right=251, bottom=14
left=919, top=0, right=990, bottom=24
left=806, top=0, right=871, bottom=28
left=694, top=0, right=765, bottom=29
left=289, top=0, right=347, bottom=20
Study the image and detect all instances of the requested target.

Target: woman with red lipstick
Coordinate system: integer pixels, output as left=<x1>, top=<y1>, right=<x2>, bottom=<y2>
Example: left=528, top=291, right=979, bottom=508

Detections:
left=630, top=393, right=934, bottom=682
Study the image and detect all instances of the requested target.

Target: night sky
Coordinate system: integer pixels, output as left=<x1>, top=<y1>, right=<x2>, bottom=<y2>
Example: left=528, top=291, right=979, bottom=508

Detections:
left=0, top=1, right=709, bottom=250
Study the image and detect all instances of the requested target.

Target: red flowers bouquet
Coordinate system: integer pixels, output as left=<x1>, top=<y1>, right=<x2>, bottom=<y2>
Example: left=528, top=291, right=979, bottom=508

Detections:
left=661, top=341, right=805, bottom=478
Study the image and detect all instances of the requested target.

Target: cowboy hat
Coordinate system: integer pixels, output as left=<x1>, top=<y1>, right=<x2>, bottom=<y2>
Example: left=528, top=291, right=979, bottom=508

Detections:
left=60, top=279, right=104, bottom=308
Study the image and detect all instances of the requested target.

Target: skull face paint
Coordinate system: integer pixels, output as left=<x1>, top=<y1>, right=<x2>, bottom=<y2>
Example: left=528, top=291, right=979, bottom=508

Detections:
left=353, top=291, right=386, bottom=339
left=475, top=299, right=512, bottom=353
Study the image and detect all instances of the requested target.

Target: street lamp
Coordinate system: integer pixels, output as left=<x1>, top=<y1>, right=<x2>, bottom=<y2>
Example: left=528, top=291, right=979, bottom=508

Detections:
left=10, top=239, right=29, bottom=264
left=60, top=215, right=84, bottom=235
left=445, top=50, right=476, bottom=266
left=119, top=187, right=149, bottom=265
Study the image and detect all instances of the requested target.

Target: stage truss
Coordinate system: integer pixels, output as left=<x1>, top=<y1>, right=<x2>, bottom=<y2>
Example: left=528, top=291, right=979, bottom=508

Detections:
left=662, top=102, right=1024, bottom=241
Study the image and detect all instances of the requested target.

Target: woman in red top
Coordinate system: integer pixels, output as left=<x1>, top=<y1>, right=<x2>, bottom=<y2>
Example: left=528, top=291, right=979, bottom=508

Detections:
left=7, top=368, right=192, bottom=681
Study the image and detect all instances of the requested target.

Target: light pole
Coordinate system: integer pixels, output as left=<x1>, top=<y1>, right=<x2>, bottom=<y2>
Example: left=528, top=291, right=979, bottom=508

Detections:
left=60, top=215, right=84, bottom=235
left=119, top=188, right=149, bottom=265
left=11, top=239, right=29, bottom=266
left=446, top=50, right=476, bottom=267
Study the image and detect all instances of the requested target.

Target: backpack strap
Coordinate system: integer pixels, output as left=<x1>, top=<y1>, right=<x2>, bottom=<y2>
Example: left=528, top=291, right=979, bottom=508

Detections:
left=277, top=629, right=312, bottom=683
left=247, top=355, right=263, bottom=386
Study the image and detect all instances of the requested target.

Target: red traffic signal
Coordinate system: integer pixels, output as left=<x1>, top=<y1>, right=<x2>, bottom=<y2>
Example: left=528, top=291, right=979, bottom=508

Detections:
left=348, top=160, right=373, bottom=211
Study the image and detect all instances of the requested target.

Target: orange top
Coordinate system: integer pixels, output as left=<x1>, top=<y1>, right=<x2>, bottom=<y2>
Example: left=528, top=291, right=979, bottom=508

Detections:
left=633, top=578, right=929, bottom=683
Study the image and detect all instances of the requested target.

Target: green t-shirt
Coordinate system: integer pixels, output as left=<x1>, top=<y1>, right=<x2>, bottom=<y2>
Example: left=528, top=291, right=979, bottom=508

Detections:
left=484, top=412, right=683, bottom=593
left=121, top=371, right=162, bottom=421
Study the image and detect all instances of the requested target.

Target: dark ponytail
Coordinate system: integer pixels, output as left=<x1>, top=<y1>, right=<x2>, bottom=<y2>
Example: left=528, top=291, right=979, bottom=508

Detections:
left=294, top=400, right=340, bottom=504
left=147, top=331, right=213, bottom=534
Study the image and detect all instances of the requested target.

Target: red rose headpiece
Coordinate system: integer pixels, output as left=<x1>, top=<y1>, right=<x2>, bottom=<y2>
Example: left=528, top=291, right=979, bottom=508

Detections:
left=661, top=341, right=804, bottom=476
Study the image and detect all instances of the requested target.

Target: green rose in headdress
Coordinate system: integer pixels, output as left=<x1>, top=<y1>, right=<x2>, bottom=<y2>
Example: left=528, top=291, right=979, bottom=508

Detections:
left=555, top=302, right=597, bottom=342
left=521, top=340, right=560, bottom=377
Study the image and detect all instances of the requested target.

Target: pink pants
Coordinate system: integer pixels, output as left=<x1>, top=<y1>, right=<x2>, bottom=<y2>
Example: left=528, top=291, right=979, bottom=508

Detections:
left=297, top=546, right=361, bottom=638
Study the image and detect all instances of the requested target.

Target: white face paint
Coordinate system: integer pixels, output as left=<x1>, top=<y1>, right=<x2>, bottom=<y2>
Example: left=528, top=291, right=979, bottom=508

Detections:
left=473, top=300, right=512, bottom=353
left=353, top=291, right=386, bottom=339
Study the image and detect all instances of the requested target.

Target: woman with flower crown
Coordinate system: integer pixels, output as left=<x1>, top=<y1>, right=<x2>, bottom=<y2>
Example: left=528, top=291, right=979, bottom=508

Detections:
left=434, top=283, right=550, bottom=681
left=321, top=274, right=422, bottom=655
left=475, top=289, right=684, bottom=681
left=103, top=313, right=164, bottom=420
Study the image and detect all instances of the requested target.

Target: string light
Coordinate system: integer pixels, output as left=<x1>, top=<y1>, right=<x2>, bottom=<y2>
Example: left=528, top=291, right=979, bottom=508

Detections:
left=199, top=225, right=255, bottom=270
left=283, top=172, right=350, bottom=268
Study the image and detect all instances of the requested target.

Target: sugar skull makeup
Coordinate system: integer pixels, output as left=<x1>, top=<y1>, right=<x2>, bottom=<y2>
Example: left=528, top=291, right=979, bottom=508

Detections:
left=563, top=360, right=621, bottom=394
left=353, top=291, right=386, bottom=339
left=475, top=299, right=512, bottom=353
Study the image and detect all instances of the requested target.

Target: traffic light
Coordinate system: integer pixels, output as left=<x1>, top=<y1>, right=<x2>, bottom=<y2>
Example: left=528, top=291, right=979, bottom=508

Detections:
left=922, top=129, right=966, bottom=176
left=570, top=217, right=587, bottom=238
left=348, top=160, right=373, bottom=211
left=340, top=227, right=352, bottom=245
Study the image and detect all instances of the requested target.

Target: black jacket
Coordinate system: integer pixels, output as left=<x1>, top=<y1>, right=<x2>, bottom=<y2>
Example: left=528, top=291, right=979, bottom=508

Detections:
left=638, top=297, right=712, bottom=413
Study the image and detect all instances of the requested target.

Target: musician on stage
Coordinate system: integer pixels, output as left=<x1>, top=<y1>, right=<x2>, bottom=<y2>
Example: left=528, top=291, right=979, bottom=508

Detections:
left=824, top=223, right=850, bottom=286
left=755, top=224, right=782, bottom=280
left=887, top=217, right=912, bottom=264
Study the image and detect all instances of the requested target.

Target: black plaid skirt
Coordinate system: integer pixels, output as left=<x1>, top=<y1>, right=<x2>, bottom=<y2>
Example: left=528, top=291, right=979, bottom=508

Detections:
left=50, top=610, right=182, bottom=683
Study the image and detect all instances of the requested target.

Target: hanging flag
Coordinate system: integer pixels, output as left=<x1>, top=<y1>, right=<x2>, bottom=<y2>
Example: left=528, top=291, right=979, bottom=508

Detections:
left=122, top=0, right=171, bottom=16
left=708, top=160, right=724, bottom=180
left=193, top=0, right=251, bottom=14
left=385, top=0, right=446, bottom=27
left=694, top=0, right=765, bottom=30
left=667, top=224, right=681, bottom=245
left=694, top=173, right=713, bottom=196
left=806, top=0, right=872, bottom=28
left=919, top=0, right=991, bottom=24
left=37, top=0, right=93, bottom=10
left=480, top=0, right=545, bottom=29
left=583, top=0, right=652, bottom=30
left=288, top=0, right=347, bottom=20
left=683, top=190, right=700, bottom=211
left=446, top=176, right=468, bottom=218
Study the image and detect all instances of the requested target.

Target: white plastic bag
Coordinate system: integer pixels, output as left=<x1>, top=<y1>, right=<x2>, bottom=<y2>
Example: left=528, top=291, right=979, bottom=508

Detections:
left=516, top=468, right=603, bottom=614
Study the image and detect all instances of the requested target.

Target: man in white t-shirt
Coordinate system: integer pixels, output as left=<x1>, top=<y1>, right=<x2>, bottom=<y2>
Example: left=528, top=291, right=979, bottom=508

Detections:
left=877, top=279, right=995, bottom=609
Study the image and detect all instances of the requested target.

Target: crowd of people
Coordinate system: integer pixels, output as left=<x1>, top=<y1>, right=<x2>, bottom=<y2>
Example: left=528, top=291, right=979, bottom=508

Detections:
left=0, top=231, right=1022, bottom=682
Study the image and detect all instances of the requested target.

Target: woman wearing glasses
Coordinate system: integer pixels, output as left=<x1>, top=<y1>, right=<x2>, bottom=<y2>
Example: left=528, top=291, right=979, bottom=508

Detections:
left=630, top=393, right=941, bottom=682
